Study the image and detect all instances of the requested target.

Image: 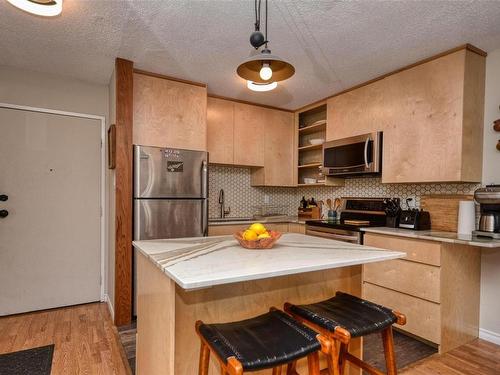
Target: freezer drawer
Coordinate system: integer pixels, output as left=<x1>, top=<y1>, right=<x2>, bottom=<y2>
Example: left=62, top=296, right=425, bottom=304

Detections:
left=134, top=145, right=208, bottom=198
left=134, top=199, right=208, bottom=240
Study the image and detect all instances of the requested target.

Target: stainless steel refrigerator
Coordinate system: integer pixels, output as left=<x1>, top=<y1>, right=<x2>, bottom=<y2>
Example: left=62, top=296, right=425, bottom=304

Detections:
left=133, top=145, right=208, bottom=314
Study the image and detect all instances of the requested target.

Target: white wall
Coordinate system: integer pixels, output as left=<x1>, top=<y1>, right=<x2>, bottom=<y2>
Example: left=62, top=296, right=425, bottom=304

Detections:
left=0, top=65, right=111, bottom=306
left=479, top=49, right=500, bottom=344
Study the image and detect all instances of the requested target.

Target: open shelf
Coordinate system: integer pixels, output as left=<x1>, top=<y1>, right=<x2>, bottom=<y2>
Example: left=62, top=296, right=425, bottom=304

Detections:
left=297, top=183, right=326, bottom=187
left=298, top=144, right=323, bottom=152
left=296, top=102, right=344, bottom=187
left=298, top=121, right=326, bottom=135
left=298, top=163, right=322, bottom=169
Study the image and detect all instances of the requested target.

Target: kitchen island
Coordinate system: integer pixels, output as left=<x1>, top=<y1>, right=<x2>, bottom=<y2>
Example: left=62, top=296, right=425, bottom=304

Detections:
left=133, top=233, right=405, bottom=375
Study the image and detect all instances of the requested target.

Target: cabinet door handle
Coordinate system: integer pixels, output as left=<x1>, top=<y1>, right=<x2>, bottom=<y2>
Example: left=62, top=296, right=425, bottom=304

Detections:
left=0, top=210, right=8, bottom=218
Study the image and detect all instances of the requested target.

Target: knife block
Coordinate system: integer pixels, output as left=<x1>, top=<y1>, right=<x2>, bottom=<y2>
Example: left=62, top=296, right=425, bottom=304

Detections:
left=298, top=206, right=321, bottom=220
left=386, top=216, right=400, bottom=228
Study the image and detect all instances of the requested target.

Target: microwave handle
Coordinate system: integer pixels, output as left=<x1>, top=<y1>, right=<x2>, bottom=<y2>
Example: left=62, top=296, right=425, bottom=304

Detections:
left=364, top=138, right=370, bottom=168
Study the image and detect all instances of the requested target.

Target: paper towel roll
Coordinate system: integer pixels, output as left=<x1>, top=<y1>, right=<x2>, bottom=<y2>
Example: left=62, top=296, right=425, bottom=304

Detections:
left=457, top=201, right=476, bottom=235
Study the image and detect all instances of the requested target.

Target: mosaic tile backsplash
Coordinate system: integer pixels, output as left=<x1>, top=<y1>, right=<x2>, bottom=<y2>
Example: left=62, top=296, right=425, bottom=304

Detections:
left=208, top=165, right=480, bottom=218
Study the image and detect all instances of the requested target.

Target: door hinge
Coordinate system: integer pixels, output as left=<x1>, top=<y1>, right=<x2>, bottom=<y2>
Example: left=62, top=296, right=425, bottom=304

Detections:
left=100, top=206, right=103, bottom=217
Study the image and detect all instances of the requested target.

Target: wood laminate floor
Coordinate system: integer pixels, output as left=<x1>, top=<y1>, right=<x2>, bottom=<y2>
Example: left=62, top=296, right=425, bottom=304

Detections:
left=0, top=302, right=130, bottom=375
left=401, top=339, right=500, bottom=375
left=1, top=302, right=499, bottom=375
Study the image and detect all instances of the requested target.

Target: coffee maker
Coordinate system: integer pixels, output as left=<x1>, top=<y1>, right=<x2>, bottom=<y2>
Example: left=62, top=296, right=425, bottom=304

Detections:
left=473, top=185, right=500, bottom=239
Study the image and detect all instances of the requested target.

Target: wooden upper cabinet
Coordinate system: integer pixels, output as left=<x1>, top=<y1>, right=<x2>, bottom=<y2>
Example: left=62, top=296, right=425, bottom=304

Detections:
left=206, top=97, right=295, bottom=185
left=207, top=97, right=234, bottom=164
left=133, top=73, right=207, bottom=151
left=326, top=48, right=485, bottom=183
left=233, top=102, right=265, bottom=167
left=251, top=109, right=295, bottom=186
left=326, top=79, right=389, bottom=141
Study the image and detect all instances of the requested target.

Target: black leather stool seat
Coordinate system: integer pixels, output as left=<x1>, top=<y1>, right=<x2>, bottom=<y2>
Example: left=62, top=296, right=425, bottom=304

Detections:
left=198, top=310, right=321, bottom=371
left=288, top=292, right=397, bottom=338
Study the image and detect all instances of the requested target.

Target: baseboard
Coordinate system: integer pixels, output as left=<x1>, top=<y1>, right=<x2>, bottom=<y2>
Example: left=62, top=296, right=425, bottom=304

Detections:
left=479, top=328, right=500, bottom=345
left=104, top=294, right=115, bottom=321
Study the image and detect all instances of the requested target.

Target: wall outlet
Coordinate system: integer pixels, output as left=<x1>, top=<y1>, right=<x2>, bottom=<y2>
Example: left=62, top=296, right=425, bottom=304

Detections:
left=264, top=195, right=270, bottom=204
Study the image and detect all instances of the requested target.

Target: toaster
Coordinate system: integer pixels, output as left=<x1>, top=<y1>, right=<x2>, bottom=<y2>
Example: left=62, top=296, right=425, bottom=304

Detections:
left=399, top=209, right=431, bottom=230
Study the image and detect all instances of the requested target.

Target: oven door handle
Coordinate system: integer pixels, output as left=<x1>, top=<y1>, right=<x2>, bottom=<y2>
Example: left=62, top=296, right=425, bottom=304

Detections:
left=306, top=229, right=360, bottom=243
left=364, top=138, right=371, bottom=169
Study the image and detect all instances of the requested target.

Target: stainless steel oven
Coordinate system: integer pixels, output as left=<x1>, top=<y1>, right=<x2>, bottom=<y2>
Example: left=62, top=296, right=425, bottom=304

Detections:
left=306, top=225, right=362, bottom=244
left=322, top=132, right=382, bottom=177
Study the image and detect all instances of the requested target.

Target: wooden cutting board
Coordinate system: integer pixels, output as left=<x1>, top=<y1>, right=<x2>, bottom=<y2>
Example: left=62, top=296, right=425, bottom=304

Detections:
left=421, top=194, right=474, bottom=232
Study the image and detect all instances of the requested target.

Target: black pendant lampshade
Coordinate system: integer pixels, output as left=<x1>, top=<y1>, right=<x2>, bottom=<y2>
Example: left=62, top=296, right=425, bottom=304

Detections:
left=237, top=49, right=295, bottom=84
left=237, top=0, right=295, bottom=88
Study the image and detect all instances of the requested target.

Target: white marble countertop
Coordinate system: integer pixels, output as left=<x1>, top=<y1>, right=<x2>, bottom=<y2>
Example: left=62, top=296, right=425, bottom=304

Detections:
left=133, top=233, right=405, bottom=290
left=362, top=227, right=500, bottom=248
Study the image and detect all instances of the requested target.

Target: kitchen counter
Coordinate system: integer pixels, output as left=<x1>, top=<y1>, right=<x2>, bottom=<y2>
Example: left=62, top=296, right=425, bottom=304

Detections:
left=208, top=215, right=311, bottom=225
left=362, top=227, right=500, bottom=248
left=134, top=233, right=405, bottom=374
left=133, top=233, right=405, bottom=289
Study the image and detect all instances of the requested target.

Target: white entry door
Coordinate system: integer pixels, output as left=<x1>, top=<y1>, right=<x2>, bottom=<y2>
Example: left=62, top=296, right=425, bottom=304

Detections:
left=0, top=107, right=102, bottom=315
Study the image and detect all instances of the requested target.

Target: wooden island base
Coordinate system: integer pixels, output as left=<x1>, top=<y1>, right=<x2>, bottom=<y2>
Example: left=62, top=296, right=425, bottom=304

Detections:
left=136, top=252, right=363, bottom=375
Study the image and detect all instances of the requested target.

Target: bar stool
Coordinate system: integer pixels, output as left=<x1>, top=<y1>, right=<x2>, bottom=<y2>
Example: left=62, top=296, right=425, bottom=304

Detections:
left=285, top=292, right=407, bottom=375
left=195, top=308, right=329, bottom=375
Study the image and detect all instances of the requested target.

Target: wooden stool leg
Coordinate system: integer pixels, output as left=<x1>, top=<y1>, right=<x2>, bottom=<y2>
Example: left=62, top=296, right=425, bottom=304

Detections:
left=199, top=341, right=210, bottom=375
left=338, top=342, right=348, bottom=375
left=307, top=351, right=321, bottom=375
left=272, top=365, right=283, bottom=375
left=382, top=326, right=397, bottom=375
left=325, top=340, right=341, bottom=375
left=286, top=361, right=297, bottom=375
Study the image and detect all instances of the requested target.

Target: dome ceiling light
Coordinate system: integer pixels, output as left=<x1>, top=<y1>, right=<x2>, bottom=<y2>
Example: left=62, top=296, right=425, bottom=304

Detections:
left=237, top=0, right=295, bottom=91
left=7, top=0, right=63, bottom=17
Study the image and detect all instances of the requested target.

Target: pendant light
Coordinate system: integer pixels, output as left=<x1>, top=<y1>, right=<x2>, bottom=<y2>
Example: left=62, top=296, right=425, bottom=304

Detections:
left=7, top=0, right=63, bottom=17
left=237, top=0, right=294, bottom=88
left=247, top=81, right=278, bottom=92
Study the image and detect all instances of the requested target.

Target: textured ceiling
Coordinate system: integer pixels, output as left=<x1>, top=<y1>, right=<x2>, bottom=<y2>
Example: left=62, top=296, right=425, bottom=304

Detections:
left=2, top=0, right=500, bottom=109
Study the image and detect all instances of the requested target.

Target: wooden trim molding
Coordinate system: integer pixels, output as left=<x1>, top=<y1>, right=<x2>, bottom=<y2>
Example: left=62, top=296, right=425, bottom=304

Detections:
left=208, top=93, right=294, bottom=113
left=294, top=43, right=487, bottom=112
left=114, top=58, right=134, bottom=326
left=133, top=68, right=207, bottom=88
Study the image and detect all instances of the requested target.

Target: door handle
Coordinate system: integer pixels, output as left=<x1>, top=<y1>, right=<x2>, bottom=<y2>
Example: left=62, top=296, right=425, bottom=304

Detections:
left=0, top=195, right=7, bottom=202
left=364, top=138, right=370, bottom=168
left=0, top=210, right=8, bottom=218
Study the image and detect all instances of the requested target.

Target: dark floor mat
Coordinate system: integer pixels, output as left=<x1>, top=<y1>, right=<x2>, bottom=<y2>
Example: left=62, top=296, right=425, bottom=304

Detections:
left=363, top=330, right=437, bottom=373
left=0, top=345, right=54, bottom=375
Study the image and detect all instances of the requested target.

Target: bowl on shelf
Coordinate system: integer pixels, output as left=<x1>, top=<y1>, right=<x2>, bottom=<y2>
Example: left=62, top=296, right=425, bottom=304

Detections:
left=303, top=178, right=317, bottom=184
left=308, top=138, right=325, bottom=146
left=234, top=230, right=282, bottom=249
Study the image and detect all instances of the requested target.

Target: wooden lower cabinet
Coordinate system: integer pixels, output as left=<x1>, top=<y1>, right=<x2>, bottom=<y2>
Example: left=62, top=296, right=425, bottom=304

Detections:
left=363, top=259, right=440, bottom=303
left=208, top=223, right=290, bottom=236
left=363, top=283, right=441, bottom=344
left=363, top=233, right=481, bottom=353
left=288, top=223, right=306, bottom=234
left=208, top=222, right=305, bottom=236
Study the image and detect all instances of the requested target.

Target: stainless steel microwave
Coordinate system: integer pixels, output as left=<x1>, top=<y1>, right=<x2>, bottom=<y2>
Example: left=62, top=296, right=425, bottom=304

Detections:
left=322, top=132, right=382, bottom=176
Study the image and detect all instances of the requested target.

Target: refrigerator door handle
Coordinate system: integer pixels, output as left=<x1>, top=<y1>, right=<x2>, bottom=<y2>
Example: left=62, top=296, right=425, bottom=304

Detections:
left=201, top=160, right=208, bottom=199
left=202, top=199, right=208, bottom=236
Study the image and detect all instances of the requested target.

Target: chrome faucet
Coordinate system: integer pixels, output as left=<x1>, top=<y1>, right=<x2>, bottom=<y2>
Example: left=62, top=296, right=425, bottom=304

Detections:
left=218, top=189, right=231, bottom=218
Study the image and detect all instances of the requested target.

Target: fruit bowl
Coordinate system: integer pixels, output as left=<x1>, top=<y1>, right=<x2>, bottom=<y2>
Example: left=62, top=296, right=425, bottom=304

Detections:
left=234, top=230, right=282, bottom=249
